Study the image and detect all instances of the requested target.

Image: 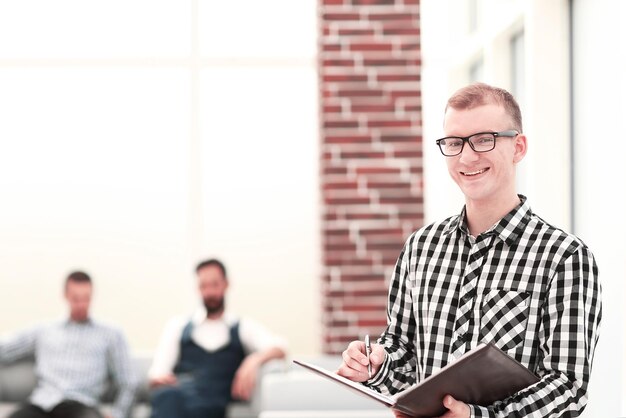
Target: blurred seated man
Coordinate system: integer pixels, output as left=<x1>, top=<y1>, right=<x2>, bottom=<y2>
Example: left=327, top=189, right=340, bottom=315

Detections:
left=0, top=271, right=138, bottom=418
left=148, top=258, right=287, bottom=418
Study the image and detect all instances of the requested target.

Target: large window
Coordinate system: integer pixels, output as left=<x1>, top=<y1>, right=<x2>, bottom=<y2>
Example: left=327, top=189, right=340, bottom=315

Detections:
left=0, top=0, right=320, bottom=354
left=469, top=56, right=484, bottom=82
left=510, top=30, right=525, bottom=107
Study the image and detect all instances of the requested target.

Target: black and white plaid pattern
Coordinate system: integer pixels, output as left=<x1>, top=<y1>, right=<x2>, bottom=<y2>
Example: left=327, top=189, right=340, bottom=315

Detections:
left=368, top=195, right=602, bottom=418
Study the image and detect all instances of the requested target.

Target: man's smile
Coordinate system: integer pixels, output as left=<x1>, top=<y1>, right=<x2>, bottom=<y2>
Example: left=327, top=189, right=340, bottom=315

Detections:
left=460, top=167, right=489, bottom=176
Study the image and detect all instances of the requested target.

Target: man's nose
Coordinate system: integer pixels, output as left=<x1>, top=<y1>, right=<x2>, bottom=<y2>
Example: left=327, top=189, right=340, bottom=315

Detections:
left=458, top=141, right=479, bottom=164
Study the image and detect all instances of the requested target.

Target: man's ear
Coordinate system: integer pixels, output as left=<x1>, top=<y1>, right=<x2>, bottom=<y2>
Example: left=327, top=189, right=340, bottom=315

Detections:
left=513, top=133, right=527, bottom=163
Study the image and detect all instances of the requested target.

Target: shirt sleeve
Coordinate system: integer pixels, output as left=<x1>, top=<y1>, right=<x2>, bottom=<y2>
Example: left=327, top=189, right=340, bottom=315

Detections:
left=0, top=326, right=40, bottom=363
left=470, top=245, right=602, bottom=417
left=239, top=318, right=288, bottom=355
left=108, top=329, right=139, bottom=418
left=148, top=317, right=185, bottom=378
left=367, top=239, right=418, bottom=396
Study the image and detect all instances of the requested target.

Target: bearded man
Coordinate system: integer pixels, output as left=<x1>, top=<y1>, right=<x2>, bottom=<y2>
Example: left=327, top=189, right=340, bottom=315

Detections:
left=148, top=259, right=287, bottom=418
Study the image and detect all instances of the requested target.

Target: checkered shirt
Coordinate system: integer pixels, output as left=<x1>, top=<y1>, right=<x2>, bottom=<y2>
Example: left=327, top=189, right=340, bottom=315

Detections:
left=0, top=319, right=138, bottom=418
left=368, top=195, right=602, bottom=418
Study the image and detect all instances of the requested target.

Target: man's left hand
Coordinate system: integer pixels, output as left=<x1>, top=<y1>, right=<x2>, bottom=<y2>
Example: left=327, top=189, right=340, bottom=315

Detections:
left=231, top=354, right=261, bottom=401
left=392, top=395, right=470, bottom=418
left=436, top=395, right=470, bottom=418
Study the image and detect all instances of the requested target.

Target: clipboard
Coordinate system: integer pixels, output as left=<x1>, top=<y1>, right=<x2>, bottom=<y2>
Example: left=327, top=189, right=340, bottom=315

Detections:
left=294, top=343, right=539, bottom=417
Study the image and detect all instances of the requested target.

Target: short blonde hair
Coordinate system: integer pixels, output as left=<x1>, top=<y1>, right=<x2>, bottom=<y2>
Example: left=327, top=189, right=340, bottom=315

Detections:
left=445, top=83, right=523, bottom=132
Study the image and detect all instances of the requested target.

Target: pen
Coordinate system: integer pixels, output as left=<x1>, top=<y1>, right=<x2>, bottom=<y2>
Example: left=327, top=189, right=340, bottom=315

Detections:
left=365, top=334, right=372, bottom=378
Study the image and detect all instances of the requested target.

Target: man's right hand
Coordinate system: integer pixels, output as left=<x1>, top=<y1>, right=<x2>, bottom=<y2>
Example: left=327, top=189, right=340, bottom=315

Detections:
left=337, top=340, right=385, bottom=382
left=149, top=373, right=178, bottom=388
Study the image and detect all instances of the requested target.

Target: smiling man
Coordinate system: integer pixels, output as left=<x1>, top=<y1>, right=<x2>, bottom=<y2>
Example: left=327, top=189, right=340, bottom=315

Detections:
left=337, top=83, right=602, bottom=418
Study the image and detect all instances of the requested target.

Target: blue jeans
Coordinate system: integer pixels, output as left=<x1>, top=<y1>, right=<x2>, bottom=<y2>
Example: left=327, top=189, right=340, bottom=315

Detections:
left=150, top=385, right=226, bottom=418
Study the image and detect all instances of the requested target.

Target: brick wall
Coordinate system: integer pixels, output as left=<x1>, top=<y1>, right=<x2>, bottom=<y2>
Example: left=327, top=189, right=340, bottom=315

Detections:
left=319, top=0, right=423, bottom=354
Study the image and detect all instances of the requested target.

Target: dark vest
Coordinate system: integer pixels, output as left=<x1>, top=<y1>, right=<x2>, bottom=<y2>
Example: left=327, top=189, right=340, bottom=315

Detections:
left=174, top=320, right=246, bottom=407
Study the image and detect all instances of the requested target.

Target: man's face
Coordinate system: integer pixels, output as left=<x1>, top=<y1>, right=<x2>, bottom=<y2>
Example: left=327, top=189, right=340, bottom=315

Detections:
left=197, top=265, right=228, bottom=315
left=64, top=281, right=92, bottom=322
left=443, top=104, right=526, bottom=205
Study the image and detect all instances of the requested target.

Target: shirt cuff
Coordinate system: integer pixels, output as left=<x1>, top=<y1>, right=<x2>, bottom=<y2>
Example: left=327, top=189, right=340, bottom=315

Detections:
left=367, top=351, right=390, bottom=389
left=469, top=404, right=492, bottom=418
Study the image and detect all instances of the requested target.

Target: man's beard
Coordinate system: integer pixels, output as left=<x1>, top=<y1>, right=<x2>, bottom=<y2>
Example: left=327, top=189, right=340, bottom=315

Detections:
left=203, top=297, right=225, bottom=315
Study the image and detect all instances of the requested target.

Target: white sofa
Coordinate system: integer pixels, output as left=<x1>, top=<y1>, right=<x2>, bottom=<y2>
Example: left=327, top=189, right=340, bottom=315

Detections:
left=0, top=355, right=393, bottom=418
left=258, top=355, right=393, bottom=418
left=0, top=356, right=274, bottom=418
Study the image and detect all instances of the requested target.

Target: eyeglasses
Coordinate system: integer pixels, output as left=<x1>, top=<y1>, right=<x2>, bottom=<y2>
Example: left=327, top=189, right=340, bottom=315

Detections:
left=435, top=130, right=519, bottom=156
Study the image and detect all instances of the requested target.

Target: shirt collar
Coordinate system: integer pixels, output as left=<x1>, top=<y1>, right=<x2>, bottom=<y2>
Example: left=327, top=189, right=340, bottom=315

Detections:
left=444, top=195, right=532, bottom=245
left=64, top=317, right=94, bottom=326
left=192, top=306, right=231, bottom=326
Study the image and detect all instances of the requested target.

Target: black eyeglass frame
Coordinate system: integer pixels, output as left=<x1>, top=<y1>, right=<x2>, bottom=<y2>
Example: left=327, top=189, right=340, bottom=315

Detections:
left=435, top=130, right=520, bottom=156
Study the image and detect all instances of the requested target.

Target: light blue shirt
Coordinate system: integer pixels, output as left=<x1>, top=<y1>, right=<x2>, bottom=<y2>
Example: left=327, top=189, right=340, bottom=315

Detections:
left=0, top=319, right=138, bottom=418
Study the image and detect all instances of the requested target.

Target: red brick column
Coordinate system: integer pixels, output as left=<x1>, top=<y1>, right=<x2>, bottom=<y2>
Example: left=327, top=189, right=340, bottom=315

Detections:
left=319, top=0, right=423, bottom=354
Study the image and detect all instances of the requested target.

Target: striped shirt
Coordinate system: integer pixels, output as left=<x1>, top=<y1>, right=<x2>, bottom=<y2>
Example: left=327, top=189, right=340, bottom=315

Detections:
left=0, top=319, right=138, bottom=418
left=368, top=195, right=602, bottom=417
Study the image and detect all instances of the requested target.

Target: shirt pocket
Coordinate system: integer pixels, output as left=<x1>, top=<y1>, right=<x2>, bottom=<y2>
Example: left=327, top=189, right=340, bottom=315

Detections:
left=479, top=289, right=530, bottom=351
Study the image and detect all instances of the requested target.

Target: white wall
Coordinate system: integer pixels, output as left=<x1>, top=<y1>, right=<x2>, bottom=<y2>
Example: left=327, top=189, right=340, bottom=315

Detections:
left=572, top=0, right=626, bottom=415
left=0, top=0, right=321, bottom=356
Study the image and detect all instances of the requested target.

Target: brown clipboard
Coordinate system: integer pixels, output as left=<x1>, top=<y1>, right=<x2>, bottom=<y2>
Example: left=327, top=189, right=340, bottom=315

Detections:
left=293, top=342, right=539, bottom=417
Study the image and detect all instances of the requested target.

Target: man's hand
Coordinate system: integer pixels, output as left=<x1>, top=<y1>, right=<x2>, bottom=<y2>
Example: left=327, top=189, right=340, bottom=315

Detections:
left=336, top=340, right=385, bottom=382
left=437, top=395, right=470, bottom=418
left=231, top=353, right=261, bottom=401
left=391, top=395, right=470, bottom=418
left=149, top=373, right=178, bottom=389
